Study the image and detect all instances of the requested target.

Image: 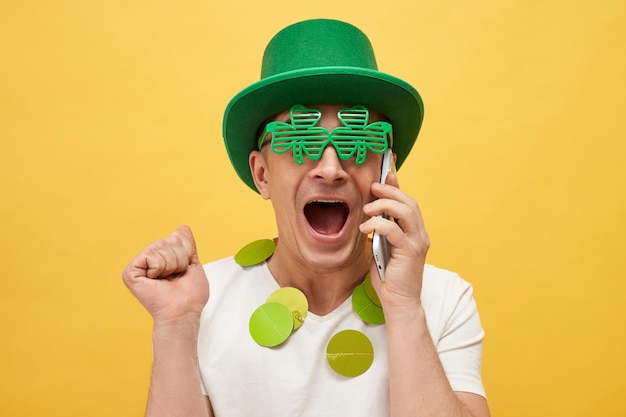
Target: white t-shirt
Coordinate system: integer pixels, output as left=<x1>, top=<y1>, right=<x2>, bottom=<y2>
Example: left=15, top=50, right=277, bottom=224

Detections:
left=198, top=257, right=485, bottom=417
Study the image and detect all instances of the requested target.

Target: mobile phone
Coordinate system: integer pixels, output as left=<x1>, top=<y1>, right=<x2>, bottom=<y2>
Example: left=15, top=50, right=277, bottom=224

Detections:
left=372, top=149, right=395, bottom=281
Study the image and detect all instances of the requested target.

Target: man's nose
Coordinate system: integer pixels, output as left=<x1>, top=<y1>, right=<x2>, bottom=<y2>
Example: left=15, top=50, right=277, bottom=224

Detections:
left=309, top=145, right=348, bottom=183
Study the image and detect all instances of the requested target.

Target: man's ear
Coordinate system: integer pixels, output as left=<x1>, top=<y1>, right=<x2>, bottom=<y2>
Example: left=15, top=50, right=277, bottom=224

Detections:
left=249, top=150, right=270, bottom=199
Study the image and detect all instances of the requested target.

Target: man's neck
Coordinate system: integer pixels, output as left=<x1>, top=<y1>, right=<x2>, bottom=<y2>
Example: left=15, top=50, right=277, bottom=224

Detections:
left=266, top=241, right=371, bottom=316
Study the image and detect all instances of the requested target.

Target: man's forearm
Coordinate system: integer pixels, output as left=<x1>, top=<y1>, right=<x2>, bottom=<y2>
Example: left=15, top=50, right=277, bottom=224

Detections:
left=145, top=320, right=211, bottom=417
left=385, top=304, right=484, bottom=417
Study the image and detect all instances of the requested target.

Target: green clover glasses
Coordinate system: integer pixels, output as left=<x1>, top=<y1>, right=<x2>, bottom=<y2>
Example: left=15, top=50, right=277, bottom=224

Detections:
left=257, top=105, right=393, bottom=165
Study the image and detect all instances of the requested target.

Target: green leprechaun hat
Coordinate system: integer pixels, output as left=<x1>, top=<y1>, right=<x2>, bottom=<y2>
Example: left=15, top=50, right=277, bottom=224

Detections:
left=223, top=19, right=424, bottom=192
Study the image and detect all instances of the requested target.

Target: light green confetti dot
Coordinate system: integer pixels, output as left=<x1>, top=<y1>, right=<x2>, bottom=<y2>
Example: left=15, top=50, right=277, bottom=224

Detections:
left=363, top=273, right=381, bottom=307
left=326, top=330, right=374, bottom=377
left=235, top=239, right=276, bottom=266
left=249, top=302, right=294, bottom=347
left=267, top=287, right=308, bottom=330
left=352, top=283, right=385, bottom=325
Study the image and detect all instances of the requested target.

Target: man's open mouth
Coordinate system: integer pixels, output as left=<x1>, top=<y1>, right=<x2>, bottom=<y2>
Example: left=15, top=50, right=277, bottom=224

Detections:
left=304, top=201, right=350, bottom=235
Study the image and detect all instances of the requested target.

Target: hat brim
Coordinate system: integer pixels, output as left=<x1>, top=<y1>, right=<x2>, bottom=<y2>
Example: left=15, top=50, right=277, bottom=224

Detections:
left=223, top=66, right=424, bottom=192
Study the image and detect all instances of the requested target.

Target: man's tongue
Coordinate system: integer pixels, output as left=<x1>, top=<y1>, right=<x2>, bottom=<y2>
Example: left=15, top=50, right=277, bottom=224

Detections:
left=304, top=202, right=348, bottom=235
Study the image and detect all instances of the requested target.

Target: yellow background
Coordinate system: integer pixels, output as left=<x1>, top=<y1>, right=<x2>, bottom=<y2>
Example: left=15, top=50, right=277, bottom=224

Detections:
left=1, top=1, right=624, bottom=416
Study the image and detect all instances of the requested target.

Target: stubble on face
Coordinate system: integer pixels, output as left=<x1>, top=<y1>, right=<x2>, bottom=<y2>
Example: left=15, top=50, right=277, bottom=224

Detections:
left=258, top=104, right=386, bottom=274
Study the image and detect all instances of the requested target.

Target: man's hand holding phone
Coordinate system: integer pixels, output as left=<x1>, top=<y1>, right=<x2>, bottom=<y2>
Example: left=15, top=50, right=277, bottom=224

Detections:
left=361, top=151, right=430, bottom=310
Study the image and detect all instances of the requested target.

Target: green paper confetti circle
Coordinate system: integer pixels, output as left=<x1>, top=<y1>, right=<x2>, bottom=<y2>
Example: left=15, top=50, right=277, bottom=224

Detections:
left=352, top=283, right=385, bottom=325
left=363, top=273, right=381, bottom=307
left=326, top=330, right=374, bottom=377
left=267, top=287, right=308, bottom=330
left=235, top=239, right=276, bottom=266
left=249, top=302, right=294, bottom=347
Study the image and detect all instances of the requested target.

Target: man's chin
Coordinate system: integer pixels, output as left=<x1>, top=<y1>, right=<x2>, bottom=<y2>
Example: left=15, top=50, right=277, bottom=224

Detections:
left=300, top=238, right=367, bottom=271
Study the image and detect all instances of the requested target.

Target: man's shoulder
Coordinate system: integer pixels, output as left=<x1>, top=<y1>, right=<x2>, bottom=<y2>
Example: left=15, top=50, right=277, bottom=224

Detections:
left=422, top=264, right=474, bottom=300
left=203, top=255, right=238, bottom=271
left=202, top=256, right=269, bottom=287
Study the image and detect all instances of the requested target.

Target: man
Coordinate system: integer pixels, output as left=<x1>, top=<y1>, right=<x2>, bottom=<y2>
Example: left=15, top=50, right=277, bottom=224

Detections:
left=123, top=19, right=490, bottom=417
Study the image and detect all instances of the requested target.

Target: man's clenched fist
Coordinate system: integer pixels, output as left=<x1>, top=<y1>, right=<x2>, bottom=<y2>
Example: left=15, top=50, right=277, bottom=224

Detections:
left=122, top=225, right=209, bottom=324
